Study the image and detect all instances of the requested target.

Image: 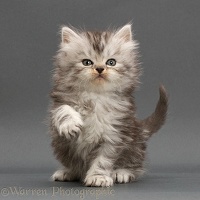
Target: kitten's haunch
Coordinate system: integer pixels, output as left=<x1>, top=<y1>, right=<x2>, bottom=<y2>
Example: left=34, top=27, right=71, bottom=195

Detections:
left=49, top=24, right=168, bottom=187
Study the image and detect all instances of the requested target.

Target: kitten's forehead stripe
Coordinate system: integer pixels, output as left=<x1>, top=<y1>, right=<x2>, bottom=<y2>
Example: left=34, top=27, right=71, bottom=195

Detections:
left=86, top=31, right=110, bottom=54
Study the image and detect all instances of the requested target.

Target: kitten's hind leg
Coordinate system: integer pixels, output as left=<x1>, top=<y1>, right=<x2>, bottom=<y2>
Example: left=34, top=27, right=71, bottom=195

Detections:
left=52, top=169, right=72, bottom=182
left=112, top=168, right=145, bottom=183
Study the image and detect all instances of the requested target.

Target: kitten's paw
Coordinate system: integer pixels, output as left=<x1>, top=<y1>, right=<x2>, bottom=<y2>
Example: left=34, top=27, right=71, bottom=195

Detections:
left=84, top=175, right=113, bottom=187
left=59, top=117, right=83, bottom=139
left=52, top=105, right=83, bottom=139
left=51, top=169, right=70, bottom=182
left=112, top=169, right=135, bottom=183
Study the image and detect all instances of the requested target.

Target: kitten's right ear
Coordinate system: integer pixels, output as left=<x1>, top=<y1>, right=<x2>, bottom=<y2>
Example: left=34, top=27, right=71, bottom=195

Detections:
left=114, top=24, right=132, bottom=42
left=61, top=26, right=80, bottom=43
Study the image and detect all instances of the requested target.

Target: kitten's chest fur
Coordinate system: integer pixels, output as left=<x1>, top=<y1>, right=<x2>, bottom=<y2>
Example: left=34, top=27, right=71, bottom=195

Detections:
left=76, top=91, right=132, bottom=147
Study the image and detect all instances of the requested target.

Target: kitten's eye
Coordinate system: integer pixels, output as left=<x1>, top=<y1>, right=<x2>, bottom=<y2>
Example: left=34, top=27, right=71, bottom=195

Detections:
left=82, top=59, right=93, bottom=66
left=106, top=59, right=116, bottom=66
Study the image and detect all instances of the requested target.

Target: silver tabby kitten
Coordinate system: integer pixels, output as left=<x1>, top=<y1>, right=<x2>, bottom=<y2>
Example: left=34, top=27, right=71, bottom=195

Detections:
left=50, top=24, right=168, bottom=187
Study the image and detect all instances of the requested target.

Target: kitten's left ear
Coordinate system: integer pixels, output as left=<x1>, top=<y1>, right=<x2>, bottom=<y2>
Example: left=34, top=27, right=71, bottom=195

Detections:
left=61, top=26, right=80, bottom=43
left=114, top=24, right=132, bottom=42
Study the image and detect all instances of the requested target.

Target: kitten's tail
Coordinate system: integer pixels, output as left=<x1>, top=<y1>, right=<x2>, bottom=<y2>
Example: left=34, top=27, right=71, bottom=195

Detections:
left=140, top=85, right=168, bottom=138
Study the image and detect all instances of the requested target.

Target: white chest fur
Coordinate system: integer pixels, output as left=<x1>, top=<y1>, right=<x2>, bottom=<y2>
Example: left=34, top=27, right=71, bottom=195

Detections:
left=76, top=92, right=130, bottom=149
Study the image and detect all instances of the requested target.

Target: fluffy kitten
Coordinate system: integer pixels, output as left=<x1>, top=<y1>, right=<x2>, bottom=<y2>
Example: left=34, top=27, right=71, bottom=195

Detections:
left=50, top=24, right=168, bottom=187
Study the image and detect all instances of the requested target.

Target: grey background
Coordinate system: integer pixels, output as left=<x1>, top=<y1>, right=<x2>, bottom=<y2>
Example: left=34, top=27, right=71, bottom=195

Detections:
left=0, top=0, right=200, bottom=200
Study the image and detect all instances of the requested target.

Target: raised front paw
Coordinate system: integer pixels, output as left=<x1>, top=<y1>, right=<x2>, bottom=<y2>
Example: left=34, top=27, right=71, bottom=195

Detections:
left=84, top=175, right=113, bottom=187
left=58, top=117, right=83, bottom=139
left=52, top=105, right=83, bottom=139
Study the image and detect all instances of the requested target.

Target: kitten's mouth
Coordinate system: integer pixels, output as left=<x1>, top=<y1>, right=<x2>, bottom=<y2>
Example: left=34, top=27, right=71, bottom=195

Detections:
left=97, top=74, right=104, bottom=78
left=95, top=74, right=107, bottom=80
left=93, top=74, right=108, bottom=83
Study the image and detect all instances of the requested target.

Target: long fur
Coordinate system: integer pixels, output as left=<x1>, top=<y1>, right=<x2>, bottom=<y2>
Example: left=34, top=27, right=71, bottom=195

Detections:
left=49, top=24, right=168, bottom=187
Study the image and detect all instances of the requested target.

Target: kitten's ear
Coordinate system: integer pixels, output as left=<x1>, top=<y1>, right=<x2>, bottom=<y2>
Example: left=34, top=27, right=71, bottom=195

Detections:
left=114, top=24, right=132, bottom=42
left=61, top=26, right=80, bottom=43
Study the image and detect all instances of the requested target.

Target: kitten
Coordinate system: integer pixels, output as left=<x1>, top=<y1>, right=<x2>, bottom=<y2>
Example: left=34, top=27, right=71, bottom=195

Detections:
left=50, top=24, right=168, bottom=187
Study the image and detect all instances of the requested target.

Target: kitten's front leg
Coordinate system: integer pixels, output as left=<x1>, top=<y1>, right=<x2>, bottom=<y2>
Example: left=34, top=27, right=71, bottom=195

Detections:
left=51, top=105, right=83, bottom=139
left=84, top=143, right=116, bottom=187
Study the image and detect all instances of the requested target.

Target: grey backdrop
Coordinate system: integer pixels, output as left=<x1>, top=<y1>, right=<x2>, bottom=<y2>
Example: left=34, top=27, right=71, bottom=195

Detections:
left=0, top=1, right=200, bottom=200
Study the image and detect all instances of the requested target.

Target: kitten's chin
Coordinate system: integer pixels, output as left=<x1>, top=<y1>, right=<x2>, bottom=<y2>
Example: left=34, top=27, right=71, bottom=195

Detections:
left=90, top=78, right=120, bottom=93
left=85, top=75, right=110, bottom=92
left=92, top=74, right=108, bottom=84
left=94, top=76, right=106, bottom=82
left=83, top=74, right=120, bottom=92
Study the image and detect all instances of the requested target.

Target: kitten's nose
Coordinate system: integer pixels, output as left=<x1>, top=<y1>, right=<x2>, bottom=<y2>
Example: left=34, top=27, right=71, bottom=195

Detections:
left=95, top=67, right=104, bottom=74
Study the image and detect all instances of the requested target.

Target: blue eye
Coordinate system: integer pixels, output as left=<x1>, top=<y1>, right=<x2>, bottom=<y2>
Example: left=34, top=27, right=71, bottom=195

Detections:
left=82, top=59, right=93, bottom=66
left=106, top=59, right=116, bottom=66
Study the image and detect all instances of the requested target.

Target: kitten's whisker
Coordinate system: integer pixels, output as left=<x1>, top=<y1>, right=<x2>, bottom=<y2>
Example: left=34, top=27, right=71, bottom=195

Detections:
left=78, top=77, right=90, bottom=93
left=83, top=79, right=89, bottom=91
left=110, top=78, right=122, bottom=93
left=78, top=78, right=84, bottom=92
left=117, top=82, right=122, bottom=93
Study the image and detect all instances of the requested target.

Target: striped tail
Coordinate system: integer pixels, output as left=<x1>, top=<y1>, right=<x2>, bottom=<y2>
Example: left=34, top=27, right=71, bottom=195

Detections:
left=141, top=85, right=168, bottom=138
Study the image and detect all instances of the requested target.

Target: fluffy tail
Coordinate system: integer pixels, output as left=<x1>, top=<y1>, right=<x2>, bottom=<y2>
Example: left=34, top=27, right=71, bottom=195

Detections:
left=140, top=85, right=168, bottom=138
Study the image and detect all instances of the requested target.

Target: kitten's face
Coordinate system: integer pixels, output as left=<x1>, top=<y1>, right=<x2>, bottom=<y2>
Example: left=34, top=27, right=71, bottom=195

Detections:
left=56, top=25, right=140, bottom=92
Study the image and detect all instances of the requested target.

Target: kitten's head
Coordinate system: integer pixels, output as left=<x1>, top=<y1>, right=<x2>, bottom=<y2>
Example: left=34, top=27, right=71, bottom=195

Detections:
left=54, top=24, right=140, bottom=93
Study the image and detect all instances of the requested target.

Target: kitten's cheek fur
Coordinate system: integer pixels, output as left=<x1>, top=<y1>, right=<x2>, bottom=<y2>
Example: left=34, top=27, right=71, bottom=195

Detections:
left=52, top=105, right=83, bottom=139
